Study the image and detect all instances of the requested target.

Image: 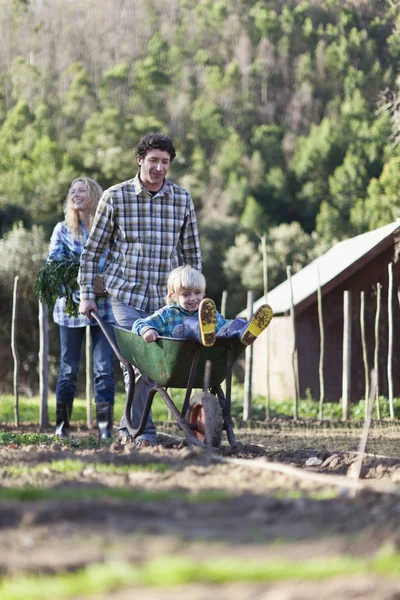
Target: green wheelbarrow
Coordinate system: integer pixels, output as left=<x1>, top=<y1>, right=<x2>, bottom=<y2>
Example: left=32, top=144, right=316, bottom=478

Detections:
left=91, top=312, right=245, bottom=449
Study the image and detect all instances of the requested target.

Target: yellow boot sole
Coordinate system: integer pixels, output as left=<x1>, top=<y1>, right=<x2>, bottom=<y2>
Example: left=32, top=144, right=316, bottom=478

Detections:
left=241, top=304, right=273, bottom=346
left=199, top=298, right=217, bottom=347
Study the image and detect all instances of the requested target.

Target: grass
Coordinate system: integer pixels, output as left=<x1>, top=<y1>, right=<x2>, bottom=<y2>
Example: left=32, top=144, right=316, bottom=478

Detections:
left=0, top=392, right=168, bottom=424
left=0, top=432, right=100, bottom=448
left=0, top=486, right=232, bottom=503
left=1, top=458, right=171, bottom=477
left=1, top=386, right=399, bottom=431
left=263, top=395, right=400, bottom=421
left=0, top=546, right=399, bottom=598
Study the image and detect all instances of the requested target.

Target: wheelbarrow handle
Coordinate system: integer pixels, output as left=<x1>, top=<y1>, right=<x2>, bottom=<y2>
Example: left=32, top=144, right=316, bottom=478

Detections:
left=89, top=310, right=129, bottom=368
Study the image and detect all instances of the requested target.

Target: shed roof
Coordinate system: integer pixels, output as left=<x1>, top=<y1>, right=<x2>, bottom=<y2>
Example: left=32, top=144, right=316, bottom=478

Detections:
left=239, top=220, right=400, bottom=317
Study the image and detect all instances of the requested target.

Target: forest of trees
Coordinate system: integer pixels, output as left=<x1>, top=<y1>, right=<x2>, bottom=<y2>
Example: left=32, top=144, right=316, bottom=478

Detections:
left=1, top=0, right=400, bottom=393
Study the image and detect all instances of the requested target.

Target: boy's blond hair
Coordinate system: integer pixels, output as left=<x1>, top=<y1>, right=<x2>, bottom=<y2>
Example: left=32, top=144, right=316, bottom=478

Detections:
left=167, top=265, right=206, bottom=303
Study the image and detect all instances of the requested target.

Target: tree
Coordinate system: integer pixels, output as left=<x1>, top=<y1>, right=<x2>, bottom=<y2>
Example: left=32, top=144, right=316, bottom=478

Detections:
left=61, top=62, right=98, bottom=135
left=100, top=62, right=131, bottom=114
left=266, top=222, right=326, bottom=289
left=0, top=224, right=55, bottom=394
left=351, top=156, right=400, bottom=231
left=199, top=219, right=237, bottom=309
left=241, top=195, right=269, bottom=234
left=223, top=233, right=263, bottom=315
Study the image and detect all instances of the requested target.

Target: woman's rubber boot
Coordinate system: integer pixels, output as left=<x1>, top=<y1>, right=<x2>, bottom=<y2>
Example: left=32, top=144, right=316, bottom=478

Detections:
left=55, top=402, right=71, bottom=439
left=96, top=402, right=114, bottom=442
left=240, top=304, right=274, bottom=346
left=198, top=298, right=216, bottom=347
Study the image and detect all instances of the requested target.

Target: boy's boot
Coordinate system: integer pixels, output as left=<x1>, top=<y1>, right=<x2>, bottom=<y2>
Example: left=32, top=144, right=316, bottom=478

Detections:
left=55, top=401, right=71, bottom=439
left=240, top=304, right=273, bottom=346
left=198, top=298, right=217, bottom=347
left=96, top=402, right=114, bottom=441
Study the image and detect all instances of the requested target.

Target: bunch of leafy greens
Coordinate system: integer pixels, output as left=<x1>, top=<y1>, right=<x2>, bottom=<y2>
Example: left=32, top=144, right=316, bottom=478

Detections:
left=34, top=251, right=80, bottom=317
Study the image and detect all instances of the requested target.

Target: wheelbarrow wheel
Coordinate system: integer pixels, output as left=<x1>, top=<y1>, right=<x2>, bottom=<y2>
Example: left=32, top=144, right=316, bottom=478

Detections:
left=188, top=391, right=223, bottom=448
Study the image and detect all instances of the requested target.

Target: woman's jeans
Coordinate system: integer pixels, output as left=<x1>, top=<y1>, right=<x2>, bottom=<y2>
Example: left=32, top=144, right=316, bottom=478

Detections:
left=56, top=325, right=115, bottom=409
left=111, top=297, right=158, bottom=444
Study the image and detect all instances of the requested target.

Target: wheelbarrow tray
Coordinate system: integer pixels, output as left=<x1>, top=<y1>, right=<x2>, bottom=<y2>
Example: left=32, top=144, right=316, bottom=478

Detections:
left=114, top=326, right=245, bottom=388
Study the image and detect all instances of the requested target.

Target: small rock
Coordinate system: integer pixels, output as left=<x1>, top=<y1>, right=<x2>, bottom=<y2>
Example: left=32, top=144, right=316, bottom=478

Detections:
left=109, top=441, right=121, bottom=452
left=322, top=454, right=340, bottom=468
left=305, top=456, right=323, bottom=467
left=123, top=442, right=137, bottom=454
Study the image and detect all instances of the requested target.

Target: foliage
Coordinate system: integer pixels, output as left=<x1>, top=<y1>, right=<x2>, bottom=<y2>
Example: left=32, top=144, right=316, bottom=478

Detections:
left=223, top=234, right=264, bottom=314
left=34, top=252, right=80, bottom=317
left=221, top=222, right=325, bottom=314
left=0, top=432, right=52, bottom=446
left=0, top=223, right=47, bottom=286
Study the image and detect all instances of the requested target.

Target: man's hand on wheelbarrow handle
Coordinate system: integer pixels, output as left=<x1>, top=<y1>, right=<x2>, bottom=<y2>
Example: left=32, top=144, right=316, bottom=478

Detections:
left=79, top=298, right=98, bottom=319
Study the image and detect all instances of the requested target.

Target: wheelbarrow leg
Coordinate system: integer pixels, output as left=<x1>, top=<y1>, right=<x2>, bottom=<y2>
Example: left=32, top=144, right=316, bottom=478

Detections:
left=213, top=384, right=237, bottom=448
left=157, top=386, right=209, bottom=449
left=180, top=347, right=201, bottom=420
left=214, top=346, right=238, bottom=448
left=123, top=365, right=159, bottom=439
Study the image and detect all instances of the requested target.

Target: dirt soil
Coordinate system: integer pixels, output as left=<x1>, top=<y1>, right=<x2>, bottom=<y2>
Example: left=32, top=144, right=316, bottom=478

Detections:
left=1, top=420, right=400, bottom=599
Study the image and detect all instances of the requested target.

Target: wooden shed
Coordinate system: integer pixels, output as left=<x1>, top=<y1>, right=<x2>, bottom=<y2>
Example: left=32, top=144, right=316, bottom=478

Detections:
left=242, top=221, right=400, bottom=403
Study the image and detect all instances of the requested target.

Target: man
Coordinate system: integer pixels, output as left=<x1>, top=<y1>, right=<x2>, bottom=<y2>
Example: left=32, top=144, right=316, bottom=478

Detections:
left=79, top=132, right=202, bottom=447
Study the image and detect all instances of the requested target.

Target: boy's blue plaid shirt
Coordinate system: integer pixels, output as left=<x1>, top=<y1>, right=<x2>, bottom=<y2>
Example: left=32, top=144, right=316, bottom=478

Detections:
left=133, top=301, right=228, bottom=337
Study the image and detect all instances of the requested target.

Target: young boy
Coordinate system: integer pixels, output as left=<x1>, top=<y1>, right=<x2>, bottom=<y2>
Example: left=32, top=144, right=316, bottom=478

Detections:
left=132, top=265, right=273, bottom=347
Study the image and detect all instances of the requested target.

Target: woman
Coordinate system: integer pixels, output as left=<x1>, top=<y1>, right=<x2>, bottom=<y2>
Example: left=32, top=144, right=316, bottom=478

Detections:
left=47, top=177, right=115, bottom=440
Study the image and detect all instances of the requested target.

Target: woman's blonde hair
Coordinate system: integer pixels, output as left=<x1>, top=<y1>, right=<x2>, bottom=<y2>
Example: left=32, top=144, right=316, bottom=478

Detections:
left=167, top=265, right=206, bottom=303
left=64, top=177, right=103, bottom=240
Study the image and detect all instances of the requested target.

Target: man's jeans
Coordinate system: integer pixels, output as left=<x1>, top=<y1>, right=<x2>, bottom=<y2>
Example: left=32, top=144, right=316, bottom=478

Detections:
left=111, top=297, right=158, bottom=444
left=56, top=325, right=115, bottom=407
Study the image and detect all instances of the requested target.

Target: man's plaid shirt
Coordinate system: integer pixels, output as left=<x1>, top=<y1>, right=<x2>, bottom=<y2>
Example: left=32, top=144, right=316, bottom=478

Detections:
left=48, top=221, right=114, bottom=328
left=78, top=175, right=202, bottom=313
left=132, top=301, right=228, bottom=337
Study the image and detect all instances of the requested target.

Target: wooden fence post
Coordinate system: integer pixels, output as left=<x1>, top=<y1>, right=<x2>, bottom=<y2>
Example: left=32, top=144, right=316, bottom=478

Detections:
left=243, top=290, right=254, bottom=422
left=359, top=291, right=369, bottom=418
left=86, top=326, right=93, bottom=429
left=11, top=276, right=19, bottom=427
left=286, top=266, right=298, bottom=420
left=387, top=264, right=394, bottom=419
left=342, top=290, right=351, bottom=421
left=317, top=268, right=324, bottom=420
left=349, top=368, right=377, bottom=498
left=220, top=290, right=227, bottom=318
left=374, top=283, right=382, bottom=420
left=38, top=301, right=49, bottom=428
left=261, top=233, right=271, bottom=421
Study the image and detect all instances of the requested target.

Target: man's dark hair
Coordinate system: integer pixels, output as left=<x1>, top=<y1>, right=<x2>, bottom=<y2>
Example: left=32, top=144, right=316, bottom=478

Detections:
left=135, top=132, right=176, bottom=162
